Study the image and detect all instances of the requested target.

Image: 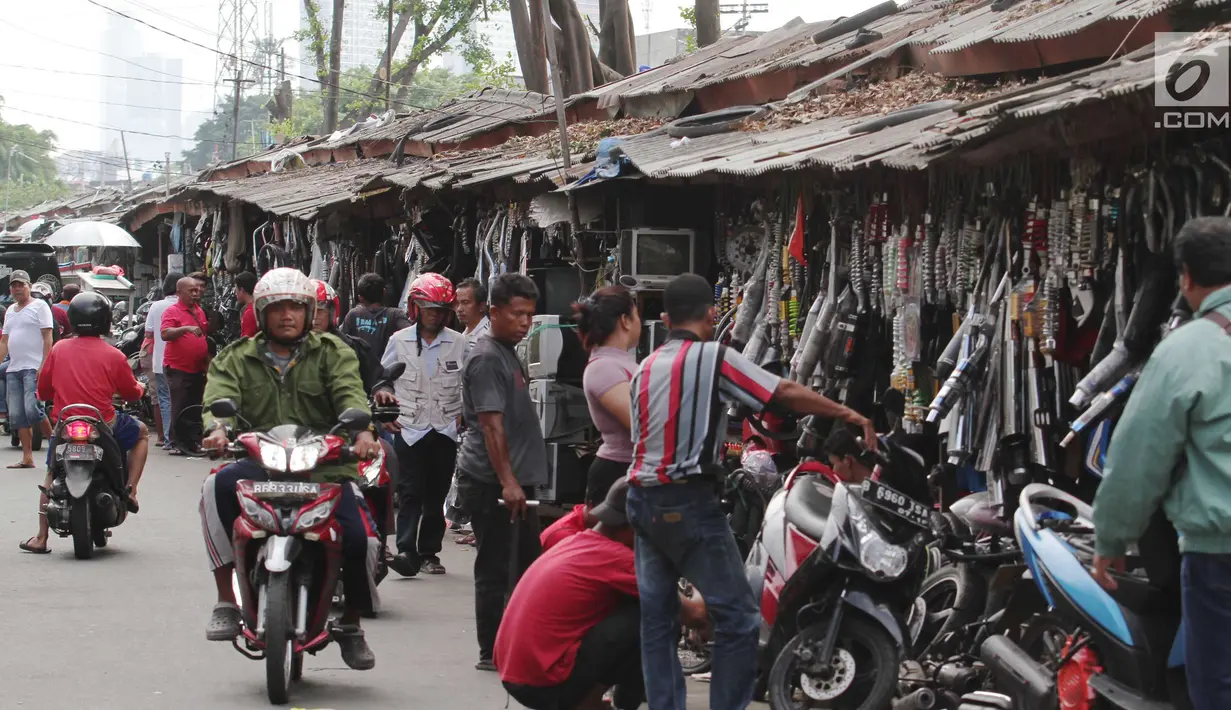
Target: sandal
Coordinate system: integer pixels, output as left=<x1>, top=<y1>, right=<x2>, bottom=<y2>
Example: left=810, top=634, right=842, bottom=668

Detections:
left=7, top=462, right=35, bottom=469
left=205, top=602, right=242, bottom=641
left=19, top=536, right=50, bottom=554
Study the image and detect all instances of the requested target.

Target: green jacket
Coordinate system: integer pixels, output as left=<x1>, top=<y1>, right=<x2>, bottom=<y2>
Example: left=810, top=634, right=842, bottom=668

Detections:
left=202, top=331, right=370, bottom=482
left=1094, top=284, right=1231, bottom=557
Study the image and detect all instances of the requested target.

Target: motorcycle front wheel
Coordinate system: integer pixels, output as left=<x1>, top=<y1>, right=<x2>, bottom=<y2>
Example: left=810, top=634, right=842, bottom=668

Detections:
left=768, top=616, right=898, bottom=710
left=70, top=498, right=93, bottom=560
left=264, top=572, right=296, bottom=705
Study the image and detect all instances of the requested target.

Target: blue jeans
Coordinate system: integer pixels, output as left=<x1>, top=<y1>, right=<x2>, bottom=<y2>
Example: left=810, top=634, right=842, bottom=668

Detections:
left=1183, top=553, right=1231, bottom=709
left=0, top=359, right=8, bottom=415
left=627, top=481, right=758, bottom=710
left=154, top=373, right=172, bottom=441
left=6, top=368, right=43, bottom=430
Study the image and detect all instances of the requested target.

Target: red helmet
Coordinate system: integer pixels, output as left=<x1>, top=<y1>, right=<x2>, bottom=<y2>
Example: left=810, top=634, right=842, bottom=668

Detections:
left=408, top=272, right=455, bottom=311
left=311, top=279, right=340, bottom=327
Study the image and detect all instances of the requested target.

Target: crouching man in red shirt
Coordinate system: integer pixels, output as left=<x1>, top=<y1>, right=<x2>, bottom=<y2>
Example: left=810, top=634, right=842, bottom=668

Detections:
left=495, top=479, right=707, bottom=709
left=18, top=293, right=148, bottom=555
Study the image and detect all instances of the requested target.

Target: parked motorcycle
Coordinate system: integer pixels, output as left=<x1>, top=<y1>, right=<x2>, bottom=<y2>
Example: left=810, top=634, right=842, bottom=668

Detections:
left=115, top=352, right=155, bottom=428
left=41, top=403, right=133, bottom=559
left=348, top=364, right=403, bottom=592
left=968, top=483, right=1187, bottom=710
left=208, top=398, right=376, bottom=705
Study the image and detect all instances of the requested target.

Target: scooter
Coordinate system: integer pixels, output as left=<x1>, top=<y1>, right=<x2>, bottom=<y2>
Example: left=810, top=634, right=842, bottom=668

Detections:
left=967, top=483, right=1188, bottom=710
left=208, top=398, right=375, bottom=705
left=42, top=403, right=132, bottom=559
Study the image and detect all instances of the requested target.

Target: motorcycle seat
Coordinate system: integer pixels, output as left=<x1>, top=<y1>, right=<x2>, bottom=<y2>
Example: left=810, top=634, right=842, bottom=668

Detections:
left=949, top=492, right=1012, bottom=536
left=784, top=474, right=834, bottom=541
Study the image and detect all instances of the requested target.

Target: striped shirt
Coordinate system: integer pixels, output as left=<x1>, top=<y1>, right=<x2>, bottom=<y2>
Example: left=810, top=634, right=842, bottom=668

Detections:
left=628, top=330, right=781, bottom=486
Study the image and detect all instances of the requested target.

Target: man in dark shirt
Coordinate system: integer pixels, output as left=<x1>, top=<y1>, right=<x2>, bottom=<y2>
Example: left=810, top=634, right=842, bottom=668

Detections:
left=456, top=272, right=547, bottom=672
left=341, top=272, right=412, bottom=381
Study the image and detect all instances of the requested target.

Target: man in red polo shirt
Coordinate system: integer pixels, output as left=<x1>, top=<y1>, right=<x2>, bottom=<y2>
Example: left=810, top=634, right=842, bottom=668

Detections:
left=496, top=479, right=706, bottom=710
left=161, top=274, right=210, bottom=454
left=235, top=271, right=258, bottom=338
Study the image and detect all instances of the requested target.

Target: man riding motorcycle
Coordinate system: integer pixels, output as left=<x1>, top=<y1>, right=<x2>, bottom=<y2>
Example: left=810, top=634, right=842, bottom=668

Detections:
left=19, top=292, right=148, bottom=554
left=198, top=267, right=382, bottom=671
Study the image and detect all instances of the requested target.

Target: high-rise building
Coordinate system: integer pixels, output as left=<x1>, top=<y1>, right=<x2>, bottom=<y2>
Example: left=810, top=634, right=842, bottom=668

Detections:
left=98, top=13, right=185, bottom=184
left=636, top=28, right=695, bottom=68
left=438, top=0, right=601, bottom=81
left=298, top=0, right=401, bottom=90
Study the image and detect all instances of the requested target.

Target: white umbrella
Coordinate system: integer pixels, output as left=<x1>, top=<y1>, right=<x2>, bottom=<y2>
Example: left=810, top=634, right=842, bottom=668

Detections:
left=15, top=218, right=45, bottom=237
left=44, top=221, right=141, bottom=248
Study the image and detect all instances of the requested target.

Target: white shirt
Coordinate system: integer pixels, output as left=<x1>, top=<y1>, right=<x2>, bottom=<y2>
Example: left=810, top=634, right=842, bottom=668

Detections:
left=381, top=325, right=466, bottom=447
left=464, top=316, right=490, bottom=350
left=144, top=296, right=178, bottom=374
left=4, top=299, right=53, bottom=371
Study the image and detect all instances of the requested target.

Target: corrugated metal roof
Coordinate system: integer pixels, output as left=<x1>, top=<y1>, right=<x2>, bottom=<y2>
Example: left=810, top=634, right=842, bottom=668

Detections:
left=178, top=159, right=390, bottom=220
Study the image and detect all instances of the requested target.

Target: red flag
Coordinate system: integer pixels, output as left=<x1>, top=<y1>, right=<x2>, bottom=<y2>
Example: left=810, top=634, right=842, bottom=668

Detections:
left=788, top=194, right=806, bottom=263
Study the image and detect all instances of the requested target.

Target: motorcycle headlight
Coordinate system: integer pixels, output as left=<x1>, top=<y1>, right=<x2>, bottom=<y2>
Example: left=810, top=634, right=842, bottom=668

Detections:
left=359, top=446, right=384, bottom=486
left=258, top=441, right=288, bottom=472
left=240, top=494, right=279, bottom=533
left=294, top=495, right=340, bottom=532
left=288, top=442, right=323, bottom=473
left=847, top=497, right=909, bottom=579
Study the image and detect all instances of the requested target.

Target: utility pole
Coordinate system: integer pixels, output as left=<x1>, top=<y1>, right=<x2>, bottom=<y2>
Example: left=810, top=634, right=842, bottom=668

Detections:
left=385, top=0, right=393, bottom=111
left=224, top=72, right=253, bottom=161
left=165, top=152, right=171, bottom=197
left=120, top=131, right=134, bottom=193
left=540, top=0, right=572, bottom=169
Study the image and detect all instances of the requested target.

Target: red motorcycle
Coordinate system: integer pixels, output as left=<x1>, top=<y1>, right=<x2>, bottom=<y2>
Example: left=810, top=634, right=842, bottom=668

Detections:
left=355, top=363, right=404, bottom=586
left=208, top=398, right=379, bottom=705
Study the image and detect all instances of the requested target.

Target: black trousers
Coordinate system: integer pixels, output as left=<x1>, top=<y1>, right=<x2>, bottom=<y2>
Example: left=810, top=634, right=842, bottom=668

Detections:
left=504, top=601, right=645, bottom=710
left=393, top=430, right=458, bottom=560
left=458, top=474, right=542, bottom=661
left=166, top=367, right=206, bottom=450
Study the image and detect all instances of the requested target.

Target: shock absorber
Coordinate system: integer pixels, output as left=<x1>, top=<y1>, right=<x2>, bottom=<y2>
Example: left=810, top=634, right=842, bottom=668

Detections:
left=921, top=214, right=936, bottom=306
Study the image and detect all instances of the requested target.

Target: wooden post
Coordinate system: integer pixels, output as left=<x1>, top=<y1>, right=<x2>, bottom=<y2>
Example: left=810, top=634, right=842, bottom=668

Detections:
left=541, top=0, right=572, bottom=169
left=120, top=131, right=133, bottom=193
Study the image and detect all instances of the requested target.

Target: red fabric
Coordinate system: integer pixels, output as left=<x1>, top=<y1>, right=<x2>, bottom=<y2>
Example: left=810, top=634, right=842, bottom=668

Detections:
left=789, top=194, right=806, bottom=264
left=541, top=505, right=588, bottom=551
left=240, top=303, right=258, bottom=338
left=37, top=337, right=144, bottom=422
left=658, top=341, right=691, bottom=483
left=50, top=306, right=70, bottom=337
left=795, top=460, right=841, bottom=484
left=161, top=301, right=210, bottom=373
left=495, top=531, right=639, bottom=686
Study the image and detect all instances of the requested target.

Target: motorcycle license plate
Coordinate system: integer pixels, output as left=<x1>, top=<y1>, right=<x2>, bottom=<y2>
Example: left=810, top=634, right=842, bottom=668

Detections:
left=63, top=444, right=98, bottom=461
left=250, top=481, right=320, bottom=498
left=861, top=480, right=932, bottom=530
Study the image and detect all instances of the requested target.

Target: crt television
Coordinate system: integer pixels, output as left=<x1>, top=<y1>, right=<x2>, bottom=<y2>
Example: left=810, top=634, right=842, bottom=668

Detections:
left=620, top=229, right=696, bottom=290
left=517, top=315, right=586, bottom=381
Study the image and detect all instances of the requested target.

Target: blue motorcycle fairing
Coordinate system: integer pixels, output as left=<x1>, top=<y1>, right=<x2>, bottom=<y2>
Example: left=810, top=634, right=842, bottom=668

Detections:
left=1014, top=506, right=1134, bottom=647
left=1085, top=420, right=1112, bottom=478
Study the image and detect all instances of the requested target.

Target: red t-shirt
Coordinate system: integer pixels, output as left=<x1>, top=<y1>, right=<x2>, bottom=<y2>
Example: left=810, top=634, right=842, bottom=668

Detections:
left=161, top=301, right=210, bottom=373
left=37, top=337, right=144, bottom=422
left=495, top=530, right=638, bottom=687
left=541, top=504, right=588, bottom=551
left=240, top=302, right=258, bottom=338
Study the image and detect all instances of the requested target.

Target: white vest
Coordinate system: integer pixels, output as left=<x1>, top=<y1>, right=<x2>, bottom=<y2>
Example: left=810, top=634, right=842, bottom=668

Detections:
left=390, top=327, right=468, bottom=432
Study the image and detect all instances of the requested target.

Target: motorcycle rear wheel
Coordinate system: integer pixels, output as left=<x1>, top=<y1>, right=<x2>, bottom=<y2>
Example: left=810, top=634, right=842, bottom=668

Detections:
left=70, top=498, right=93, bottom=560
left=264, top=573, right=295, bottom=705
left=911, top=563, right=984, bottom=658
left=768, top=616, right=898, bottom=710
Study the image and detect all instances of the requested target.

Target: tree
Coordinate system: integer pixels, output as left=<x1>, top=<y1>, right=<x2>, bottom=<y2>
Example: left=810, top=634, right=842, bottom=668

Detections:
left=696, top=0, right=719, bottom=47
left=324, top=0, right=346, bottom=132
left=0, top=103, right=67, bottom=213
left=182, top=94, right=274, bottom=170
left=599, top=0, right=635, bottom=76
left=679, top=5, right=699, bottom=52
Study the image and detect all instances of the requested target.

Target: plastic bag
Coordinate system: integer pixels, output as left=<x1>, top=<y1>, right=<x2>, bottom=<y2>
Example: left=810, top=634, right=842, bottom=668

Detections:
left=740, top=448, right=779, bottom=488
left=92, top=264, right=124, bottom=277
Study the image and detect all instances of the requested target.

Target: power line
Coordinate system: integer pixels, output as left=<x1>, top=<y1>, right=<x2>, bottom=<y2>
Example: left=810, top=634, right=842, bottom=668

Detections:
left=0, top=63, right=215, bottom=86
left=2, top=105, right=253, bottom=146
left=3, top=136, right=165, bottom=173
left=1, top=89, right=216, bottom=116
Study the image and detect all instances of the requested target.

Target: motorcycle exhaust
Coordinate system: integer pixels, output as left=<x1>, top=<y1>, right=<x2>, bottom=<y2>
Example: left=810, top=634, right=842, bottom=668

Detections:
left=980, top=635, right=1055, bottom=710
left=892, top=687, right=937, bottom=710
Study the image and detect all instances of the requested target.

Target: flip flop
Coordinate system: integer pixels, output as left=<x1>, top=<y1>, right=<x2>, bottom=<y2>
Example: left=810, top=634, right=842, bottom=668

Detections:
left=19, top=537, right=50, bottom=554
left=7, top=462, right=34, bottom=469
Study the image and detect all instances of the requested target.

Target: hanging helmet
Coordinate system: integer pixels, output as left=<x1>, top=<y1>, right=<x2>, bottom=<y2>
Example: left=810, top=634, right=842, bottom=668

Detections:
left=253, top=268, right=317, bottom=342
left=408, top=272, right=455, bottom=311
left=312, top=279, right=341, bottom=327
left=68, top=292, right=112, bottom=336
left=30, top=282, right=54, bottom=301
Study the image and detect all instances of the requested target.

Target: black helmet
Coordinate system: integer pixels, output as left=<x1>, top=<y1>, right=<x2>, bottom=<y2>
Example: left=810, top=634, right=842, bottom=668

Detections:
left=69, top=292, right=112, bottom=336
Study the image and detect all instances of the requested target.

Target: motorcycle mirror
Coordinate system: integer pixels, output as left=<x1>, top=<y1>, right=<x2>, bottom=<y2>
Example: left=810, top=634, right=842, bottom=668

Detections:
left=337, top=407, right=372, bottom=432
left=208, top=399, right=238, bottom=418
left=382, top=362, right=406, bottom=381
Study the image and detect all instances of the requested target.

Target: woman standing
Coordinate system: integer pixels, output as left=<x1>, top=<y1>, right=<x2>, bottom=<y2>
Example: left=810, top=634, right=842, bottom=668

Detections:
left=574, top=286, right=641, bottom=505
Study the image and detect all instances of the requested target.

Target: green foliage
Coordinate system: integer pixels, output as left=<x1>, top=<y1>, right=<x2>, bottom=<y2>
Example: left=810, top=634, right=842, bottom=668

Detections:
left=1, top=180, right=71, bottom=212
left=181, top=94, right=276, bottom=170
left=0, top=102, right=68, bottom=211
left=679, top=5, right=698, bottom=52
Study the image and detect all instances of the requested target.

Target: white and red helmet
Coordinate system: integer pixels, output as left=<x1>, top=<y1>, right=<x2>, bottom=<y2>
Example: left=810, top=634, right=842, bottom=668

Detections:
left=311, top=279, right=341, bottom=327
left=407, top=272, right=455, bottom=319
left=253, top=268, right=317, bottom=341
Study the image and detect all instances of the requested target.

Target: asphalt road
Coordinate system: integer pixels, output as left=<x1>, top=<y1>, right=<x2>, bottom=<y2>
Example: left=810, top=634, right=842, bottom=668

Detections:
left=1, top=441, right=722, bottom=709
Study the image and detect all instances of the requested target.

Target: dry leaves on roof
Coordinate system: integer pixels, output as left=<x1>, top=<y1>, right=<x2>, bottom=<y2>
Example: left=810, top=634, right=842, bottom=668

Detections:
left=993, top=0, right=1068, bottom=27
left=747, top=71, right=1034, bottom=131
left=498, top=117, right=665, bottom=159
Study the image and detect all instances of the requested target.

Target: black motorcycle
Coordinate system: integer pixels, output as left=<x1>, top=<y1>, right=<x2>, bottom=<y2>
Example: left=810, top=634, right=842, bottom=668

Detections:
left=42, top=404, right=133, bottom=559
left=766, top=476, right=935, bottom=710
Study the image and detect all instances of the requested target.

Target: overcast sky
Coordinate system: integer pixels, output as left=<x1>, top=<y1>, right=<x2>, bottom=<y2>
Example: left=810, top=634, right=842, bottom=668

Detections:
left=1, top=0, right=879, bottom=163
